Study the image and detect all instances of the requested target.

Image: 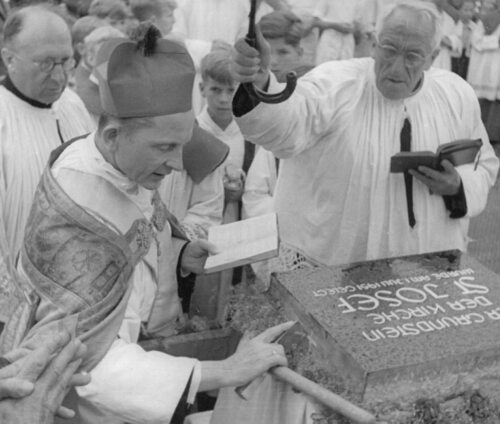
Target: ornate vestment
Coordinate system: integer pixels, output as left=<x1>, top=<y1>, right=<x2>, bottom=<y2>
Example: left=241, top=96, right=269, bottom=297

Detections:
left=1, top=136, right=198, bottom=423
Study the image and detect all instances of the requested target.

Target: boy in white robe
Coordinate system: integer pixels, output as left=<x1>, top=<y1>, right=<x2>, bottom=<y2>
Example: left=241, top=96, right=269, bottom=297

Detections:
left=231, top=0, right=499, bottom=268
left=198, top=51, right=248, bottom=224
left=194, top=50, right=250, bottom=318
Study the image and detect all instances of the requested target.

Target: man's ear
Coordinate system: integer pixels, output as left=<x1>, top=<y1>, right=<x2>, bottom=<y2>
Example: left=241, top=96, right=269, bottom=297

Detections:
left=297, top=45, right=304, bottom=57
left=101, top=123, right=121, bottom=153
left=199, top=81, right=206, bottom=97
left=1, top=48, right=15, bottom=70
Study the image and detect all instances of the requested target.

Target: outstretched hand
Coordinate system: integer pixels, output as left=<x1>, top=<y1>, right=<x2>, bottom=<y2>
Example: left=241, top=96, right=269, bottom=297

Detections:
left=223, top=321, right=295, bottom=387
left=198, top=321, right=295, bottom=392
left=409, top=160, right=462, bottom=196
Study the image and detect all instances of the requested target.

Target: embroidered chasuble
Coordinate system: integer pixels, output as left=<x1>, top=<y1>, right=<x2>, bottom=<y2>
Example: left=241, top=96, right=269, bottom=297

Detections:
left=0, top=135, right=200, bottom=423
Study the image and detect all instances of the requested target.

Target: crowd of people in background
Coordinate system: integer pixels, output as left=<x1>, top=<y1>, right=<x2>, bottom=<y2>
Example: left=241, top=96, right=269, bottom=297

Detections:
left=0, top=1, right=498, bottom=264
left=0, top=0, right=498, bottom=423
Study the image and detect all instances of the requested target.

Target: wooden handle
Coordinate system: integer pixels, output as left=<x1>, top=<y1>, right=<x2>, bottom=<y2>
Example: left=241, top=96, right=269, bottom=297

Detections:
left=270, top=366, right=376, bottom=424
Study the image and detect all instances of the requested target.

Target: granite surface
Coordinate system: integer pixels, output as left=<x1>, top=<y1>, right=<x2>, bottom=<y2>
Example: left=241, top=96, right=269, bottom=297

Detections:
left=270, top=250, right=500, bottom=397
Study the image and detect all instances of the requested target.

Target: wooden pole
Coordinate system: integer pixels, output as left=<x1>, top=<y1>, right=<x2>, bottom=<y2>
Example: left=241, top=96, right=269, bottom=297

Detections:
left=270, top=366, right=376, bottom=424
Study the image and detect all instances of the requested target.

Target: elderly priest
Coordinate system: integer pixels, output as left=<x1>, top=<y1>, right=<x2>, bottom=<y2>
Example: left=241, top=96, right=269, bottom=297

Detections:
left=231, top=0, right=499, bottom=269
left=0, top=24, right=290, bottom=424
left=0, top=6, right=94, bottom=270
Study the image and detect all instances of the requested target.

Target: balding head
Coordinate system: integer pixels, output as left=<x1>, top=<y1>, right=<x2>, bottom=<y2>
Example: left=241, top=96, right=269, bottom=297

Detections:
left=373, top=0, right=441, bottom=100
left=4, top=6, right=71, bottom=51
left=376, top=0, right=442, bottom=51
left=1, top=6, right=74, bottom=105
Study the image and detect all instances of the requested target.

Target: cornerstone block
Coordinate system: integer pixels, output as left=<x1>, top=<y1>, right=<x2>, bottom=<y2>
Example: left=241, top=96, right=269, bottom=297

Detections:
left=270, top=251, right=500, bottom=399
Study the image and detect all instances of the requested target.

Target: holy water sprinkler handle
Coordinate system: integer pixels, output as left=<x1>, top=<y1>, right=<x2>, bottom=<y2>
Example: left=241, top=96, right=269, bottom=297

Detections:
left=242, top=0, right=297, bottom=104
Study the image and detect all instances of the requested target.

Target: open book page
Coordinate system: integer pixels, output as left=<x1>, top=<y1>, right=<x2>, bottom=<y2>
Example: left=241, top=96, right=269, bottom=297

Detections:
left=204, top=213, right=279, bottom=274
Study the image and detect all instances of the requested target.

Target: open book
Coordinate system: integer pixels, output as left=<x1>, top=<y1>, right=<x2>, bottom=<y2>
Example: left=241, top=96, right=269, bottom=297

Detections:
left=390, top=139, right=482, bottom=173
left=204, top=213, right=279, bottom=274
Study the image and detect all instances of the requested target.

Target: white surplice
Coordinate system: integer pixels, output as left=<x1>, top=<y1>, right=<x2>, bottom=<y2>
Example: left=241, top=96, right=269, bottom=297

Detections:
left=241, top=147, right=279, bottom=285
left=159, top=168, right=224, bottom=240
left=242, top=147, right=278, bottom=220
left=433, top=11, right=463, bottom=71
left=49, top=135, right=201, bottom=424
left=0, top=86, right=94, bottom=267
left=236, top=58, right=499, bottom=267
left=173, top=0, right=272, bottom=45
left=197, top=106, right=245, bottom=170
left=467, top=21, right=500, bottom=100
left=314, top=0, right=364, bottom=63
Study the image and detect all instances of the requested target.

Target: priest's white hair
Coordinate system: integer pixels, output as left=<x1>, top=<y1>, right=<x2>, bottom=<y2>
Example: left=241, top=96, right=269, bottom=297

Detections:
left=375, top=0, right=443, bottom=52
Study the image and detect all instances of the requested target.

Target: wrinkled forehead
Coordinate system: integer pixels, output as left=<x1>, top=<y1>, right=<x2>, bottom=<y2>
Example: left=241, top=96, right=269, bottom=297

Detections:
left=378, top=9, right=435, bottom=51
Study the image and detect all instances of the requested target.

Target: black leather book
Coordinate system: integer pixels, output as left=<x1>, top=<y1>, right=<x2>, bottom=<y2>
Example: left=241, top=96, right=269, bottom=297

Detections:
left=390, top=138, right=483, bottom=173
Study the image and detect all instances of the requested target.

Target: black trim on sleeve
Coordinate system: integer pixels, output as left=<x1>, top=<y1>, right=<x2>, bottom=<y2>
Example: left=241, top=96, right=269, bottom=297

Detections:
left=178, top=272, right=196, bottom=313
left=176, top=241, right=193, bottom=281
left=443, top=180, right=467, bottom=218
left=232, top=77, right=271, bottom=117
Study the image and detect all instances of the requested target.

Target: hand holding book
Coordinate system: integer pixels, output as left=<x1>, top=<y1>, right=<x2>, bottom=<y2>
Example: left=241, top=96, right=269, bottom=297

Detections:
left=390, top=138, right=482, bottom=197
left=204, top=213, right=279, bottom=274
left=390, top=139, right=482, bottom=173
left=409, top=159, right=463, bottom=196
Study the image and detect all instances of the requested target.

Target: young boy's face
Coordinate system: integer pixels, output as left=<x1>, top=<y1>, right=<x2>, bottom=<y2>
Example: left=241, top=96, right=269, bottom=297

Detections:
left=200, top=77, right=237, bottom=121
left=267, top=37, right=303, bottom=83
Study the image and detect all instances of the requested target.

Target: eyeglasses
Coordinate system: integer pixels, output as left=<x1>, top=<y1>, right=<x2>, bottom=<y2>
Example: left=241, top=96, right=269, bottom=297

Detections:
left=9, top=51, right=75, bottom=74
left=376, top=43, right=428, bottom=68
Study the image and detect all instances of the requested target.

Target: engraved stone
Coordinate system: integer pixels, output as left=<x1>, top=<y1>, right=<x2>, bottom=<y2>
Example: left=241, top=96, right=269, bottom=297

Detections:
left=270, top=250, right=500, bottom=400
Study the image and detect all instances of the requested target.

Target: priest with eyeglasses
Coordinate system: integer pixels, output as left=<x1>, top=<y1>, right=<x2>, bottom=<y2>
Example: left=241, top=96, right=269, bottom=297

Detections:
left=231, top=0, right=499, bottom=270
left=0, top=5, right=94, bottom=274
